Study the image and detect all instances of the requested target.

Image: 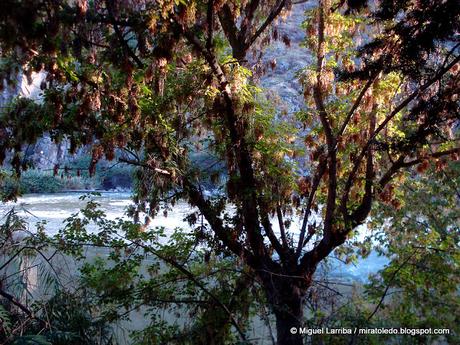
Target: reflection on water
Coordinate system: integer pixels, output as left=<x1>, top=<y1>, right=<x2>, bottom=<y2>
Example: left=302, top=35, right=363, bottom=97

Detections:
left=0, top=192, right=388, bottom=280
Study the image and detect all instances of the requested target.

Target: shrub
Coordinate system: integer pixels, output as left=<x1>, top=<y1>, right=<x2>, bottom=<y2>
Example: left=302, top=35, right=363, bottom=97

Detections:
left=19, top=170, right=65, bottom=193
left=18, top=170, right=98, bottom=194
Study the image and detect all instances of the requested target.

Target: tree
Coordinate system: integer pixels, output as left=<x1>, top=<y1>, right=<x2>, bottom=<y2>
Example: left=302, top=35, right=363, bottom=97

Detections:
left=365, top=160, right=460, bottom=345
left=53, top=196, right=261, bottom=344
left=0, top=0, right=459, bottom=344
left=297, top=159, right=460, bottom=345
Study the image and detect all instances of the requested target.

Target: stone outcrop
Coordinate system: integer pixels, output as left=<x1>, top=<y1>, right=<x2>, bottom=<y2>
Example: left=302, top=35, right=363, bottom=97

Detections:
left=261, top=2, right=312, bottom=113
left=1, top=72, right=84, bottom=170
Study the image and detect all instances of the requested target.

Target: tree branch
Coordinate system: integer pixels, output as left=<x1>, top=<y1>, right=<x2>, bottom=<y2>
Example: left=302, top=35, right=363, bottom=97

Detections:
left=105, top=0, right=144, bottom=68
left=342, top=54, right=460, bottom=214
left=277, top=206, right=289, bottom=249
left=336, top=76, right=377, bottom=139
left=378, top=148, right=460, bottom=188
left=366, top=254, right=415, bottom=321
left=259, top=199, right=286, bottom=259
left=0, top=288, right=34, bottom=317
left=206, top=0, right=214, bottom=51
left=296, top=156, right=327, bottom=257
left=218, top=5, right=244, bottom=59
left=120, top=234, right=248, bottom=342
left=239, top=0, right=261, bottom=43
left=245, top=0, right=288, bottom=51
left=313, top=0, right=337, bottom=239
left=348, top=105, right=376, bottom=226
left=175, top=18, right=269, bottom=260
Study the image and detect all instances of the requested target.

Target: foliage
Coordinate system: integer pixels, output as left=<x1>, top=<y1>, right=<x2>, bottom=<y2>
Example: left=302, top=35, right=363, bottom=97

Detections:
left=1, top=288, right=118, bottom=345
left=299, top=160, right=460, bottom=345
left=365, top=160, right=460, bottom=344
left=0, top=206, right=117, bottom=345
left=0, top=0, right=458, bottom=344
left=41, top=291, right=117, bottom=345
left=19, top=170, right=67, bottom=193
left=0, top=161, right=134, bottom=198
left=32, top=194, right=266, bottom=344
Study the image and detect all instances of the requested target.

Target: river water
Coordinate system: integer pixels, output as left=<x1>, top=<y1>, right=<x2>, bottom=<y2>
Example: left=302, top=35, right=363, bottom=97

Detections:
left=0, top=192, right=388, bottom=282
left=0, top=191, right=191, bottom=236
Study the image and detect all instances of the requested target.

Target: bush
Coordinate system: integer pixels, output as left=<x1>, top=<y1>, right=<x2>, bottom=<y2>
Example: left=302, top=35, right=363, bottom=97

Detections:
left=56, top=156, right=134, bottom=190
left=19, top=170, right=65, bottom=193
left=19, top=170, right=98, bottom=194
left=1, top=158, right=135, bottom=196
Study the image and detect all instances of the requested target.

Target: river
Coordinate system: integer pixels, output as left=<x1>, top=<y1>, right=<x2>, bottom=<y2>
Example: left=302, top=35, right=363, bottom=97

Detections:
left=0, top=191, right=388, bottom=282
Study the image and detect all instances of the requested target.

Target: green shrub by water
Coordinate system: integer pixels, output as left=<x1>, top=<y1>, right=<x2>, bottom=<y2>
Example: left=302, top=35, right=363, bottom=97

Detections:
left=0, top=162, right=134, bottom=196
left=19, top=170, right=99, bottom=193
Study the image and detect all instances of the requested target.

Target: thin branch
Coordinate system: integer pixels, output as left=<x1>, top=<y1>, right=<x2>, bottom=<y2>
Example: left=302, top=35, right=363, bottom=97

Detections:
left=118, top=234, right=248, bottom=342
left=347, top=104, right=377, bottom=226
left=378, top=147, right=460, bottom=188
left=302, top=231, right=315, bottom=248
left=245, top=0, right=288, bottom=50
left=0, top=247, right=29, bottom=272
left=296, top=156, right=327, bottom=257
left=0, top=288, right=34, bottom=319
left=441, top=42, right=460, bottom=70
left=313, top=280, right=344, bottom=296
left=184, top=180, right=251, bottom=260
left=366, top=254, right=415, bottom=322
left=277, top=206, right=289, bottom=248
left=118, top=157, right=171, bottom=175
left=336, top=76, right=376, bottom=139
left=240, top=0, right=261, bottom=42
left=105, top=0, right=144, bottom=68
left=206, top=0, right=214, bottom=51
left=259, top=201, right=285, bottom=259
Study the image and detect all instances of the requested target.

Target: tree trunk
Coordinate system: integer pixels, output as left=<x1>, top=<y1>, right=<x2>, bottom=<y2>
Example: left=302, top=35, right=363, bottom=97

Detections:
left=261, top=273, right=309, bottom=345
left=274, top=300, right=304, bottom=345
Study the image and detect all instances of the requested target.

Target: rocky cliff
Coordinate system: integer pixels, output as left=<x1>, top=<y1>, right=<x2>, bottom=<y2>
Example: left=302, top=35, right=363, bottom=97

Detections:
left=1, top=71, right=78, bottom=170
left=261, top=2, right=312, bottom=113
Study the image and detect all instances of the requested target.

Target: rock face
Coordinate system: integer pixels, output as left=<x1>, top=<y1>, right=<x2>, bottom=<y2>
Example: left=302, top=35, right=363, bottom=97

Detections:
left=1, top=71, right=82, bottom=170
left=1, top=3, right=309, bottom=171
left=27, top=136, right=71, bottom=169
left=261, top=2, right=312, bottom=113
left=0, top=70, right=45, bottom=106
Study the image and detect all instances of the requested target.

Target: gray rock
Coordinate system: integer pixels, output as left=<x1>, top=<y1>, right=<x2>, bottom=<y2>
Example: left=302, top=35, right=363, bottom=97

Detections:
left=260, top=2, right=314, bottom=113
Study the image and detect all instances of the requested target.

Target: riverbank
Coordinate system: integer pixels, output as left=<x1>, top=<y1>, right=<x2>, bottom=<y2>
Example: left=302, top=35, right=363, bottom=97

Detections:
left=1, top=164, right=134, bottom=196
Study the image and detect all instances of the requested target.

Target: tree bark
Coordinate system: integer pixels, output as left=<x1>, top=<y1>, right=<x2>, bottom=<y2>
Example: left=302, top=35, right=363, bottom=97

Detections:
left=274, top=301, right=304, bottom=345
left=261, top=272, right=310, bottom=345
